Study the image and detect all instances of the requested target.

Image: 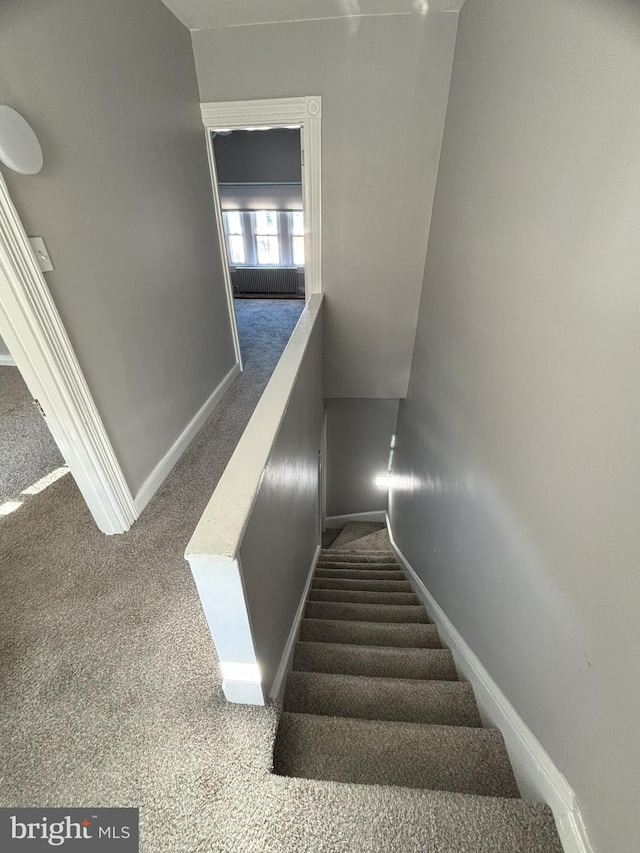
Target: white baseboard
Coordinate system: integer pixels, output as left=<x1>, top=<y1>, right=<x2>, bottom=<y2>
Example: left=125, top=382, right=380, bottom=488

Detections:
left=325, top=510, right=386, bottom=528
left=134, top=362, right=241, bottom=513
left=269, top=543, right=321, bottom=703
left=0, top=353, right=16, bottom=366
left=385, top=513, right=594, bottom=853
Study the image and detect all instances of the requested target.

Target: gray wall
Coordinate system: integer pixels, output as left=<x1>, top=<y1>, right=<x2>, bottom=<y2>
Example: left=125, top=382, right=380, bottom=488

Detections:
left=390, top=1, right=640, bottom=850
left=326, top=398, right=398, bottom=518
left=238, top=310, right=323, bottom=694
left=0, top=0, right=236, bottom=494
left=214, top=129, right=301, bottom=184
left=192, top=12, right=458, bottom=398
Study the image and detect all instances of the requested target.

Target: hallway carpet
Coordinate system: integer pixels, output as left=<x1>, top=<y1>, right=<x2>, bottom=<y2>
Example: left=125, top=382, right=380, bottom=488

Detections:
left=0, top=366, right=65, bottom=502
left=0, top=300, right=560, bottom=852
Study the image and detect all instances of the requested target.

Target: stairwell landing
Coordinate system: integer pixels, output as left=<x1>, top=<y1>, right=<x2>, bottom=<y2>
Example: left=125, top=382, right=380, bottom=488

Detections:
left=272, top=522, right=564, bottom=852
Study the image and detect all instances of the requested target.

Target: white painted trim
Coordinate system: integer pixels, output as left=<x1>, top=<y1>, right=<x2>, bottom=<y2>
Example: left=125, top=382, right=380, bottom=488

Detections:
left=0, top=174, right=137, bottom=535
left=0, top=352, right=16, bottom=366
left=186, top=294, right=323, bottom=561
left=221, top=678, right=264, bottom=705
left=326, top=510, right=386, bottom=527
left=200, top=97, right=322, bottom=300
left=203, top=128, right=243, bottom=369
left=134, top=361, right=241, bottom=513
left=188, top=553, right=265, bottom=706
left=270, top=543, right=321, bottom=703
left=385, top=513, right=594, bottom=853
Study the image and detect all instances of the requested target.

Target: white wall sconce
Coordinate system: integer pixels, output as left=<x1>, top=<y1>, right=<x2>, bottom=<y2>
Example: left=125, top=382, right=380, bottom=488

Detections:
left=375, top=473, right=392, bottom=489
left=0, top=106, right=43, bottom=175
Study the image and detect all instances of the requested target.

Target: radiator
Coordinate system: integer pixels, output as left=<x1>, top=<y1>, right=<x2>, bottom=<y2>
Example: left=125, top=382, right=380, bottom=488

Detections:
left=232, top=266, right=299, bottom=295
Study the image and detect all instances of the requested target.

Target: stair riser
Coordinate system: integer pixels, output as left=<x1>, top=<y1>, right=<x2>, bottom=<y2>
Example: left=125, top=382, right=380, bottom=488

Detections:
left=273, top=713, right=520, bottom=797
left=308, top=589, right=419, bottom=605
left=319, top=553, right=398, bottom=563
left=305, top=601, right=429, bottom=624
left=317, top=561, right=401, bottom=571
left=299, top=619, right=440, bottom=648
left=284, top=672, right=481, bottom=726
left=293, top=642, right=455, bottom=680
left=312, top=578, right=412, bottom=592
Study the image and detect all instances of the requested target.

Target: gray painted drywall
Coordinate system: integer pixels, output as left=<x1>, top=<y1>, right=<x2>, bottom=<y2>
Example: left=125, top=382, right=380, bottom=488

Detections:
left=160, top=0, right=466, bottom=30
left=390, top=1, right=640, bottom=850
left=214, top=129, right=301, bottom=184
left=192, top=12, right=458, bottom=398
left=238, top=311, right=323, bottom=694
left=0, top=0, right=236, bottom=495
left=326, top=398, right=398, bottom=518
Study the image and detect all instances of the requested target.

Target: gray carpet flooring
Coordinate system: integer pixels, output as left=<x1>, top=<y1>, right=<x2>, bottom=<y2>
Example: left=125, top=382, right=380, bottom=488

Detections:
left=0, top=366, right=65, bottom=502
left=0, top=302, right=563, bottom=852
left=330, top=522, right=384, bottom=550
left=273, top=533, right=563, bottom=852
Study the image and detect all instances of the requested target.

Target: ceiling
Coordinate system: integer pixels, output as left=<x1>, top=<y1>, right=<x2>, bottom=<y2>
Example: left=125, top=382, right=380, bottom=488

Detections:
left=160, top=0, right=466, bottom=31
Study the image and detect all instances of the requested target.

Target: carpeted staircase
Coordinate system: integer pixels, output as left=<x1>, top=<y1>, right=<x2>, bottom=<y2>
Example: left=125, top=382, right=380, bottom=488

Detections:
left=273, top=522, right=564, bottom=851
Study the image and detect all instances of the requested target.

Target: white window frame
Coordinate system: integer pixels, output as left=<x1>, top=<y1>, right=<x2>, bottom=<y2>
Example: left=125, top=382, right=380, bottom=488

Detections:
left=290, top=210, right=305, bottom=267
left=201, top=97, right=322, bottom=362
left=252, top=210, right=281, bottom=266
left=221, top=209, right=305, bottom=269
left=222, top=211, right=246, bottom=265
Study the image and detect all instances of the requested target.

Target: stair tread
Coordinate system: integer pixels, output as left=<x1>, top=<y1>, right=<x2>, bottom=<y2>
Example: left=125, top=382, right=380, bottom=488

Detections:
left=329, top=522, right=385, bottom=550
left=293, top=641, right=456, bottom=680
left=299, top=618, right=441, bottom=647
left=315, top=567, right=404, bottom=580
left=315, top=570, right=406, bottom=582
left=273, top=712, right=520, bottom=797
left=320, top=549, right=397, bottom=560
left=308, top=588, right=419, bottom=605
left=284, top=670, right=481, bottom=726
left=342, top=529, right=393, bottom=552
left=305, top=600, right=429, bottom=624
left=268, top=776, right=562, bottom=853
left=426, top=793, right=563, bottom=853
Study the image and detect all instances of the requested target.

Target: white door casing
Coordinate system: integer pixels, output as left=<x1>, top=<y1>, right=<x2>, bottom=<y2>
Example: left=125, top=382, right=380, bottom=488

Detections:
left=0, top=173, right=137, bottom=534
left=200, top=96, right=322, bottom=351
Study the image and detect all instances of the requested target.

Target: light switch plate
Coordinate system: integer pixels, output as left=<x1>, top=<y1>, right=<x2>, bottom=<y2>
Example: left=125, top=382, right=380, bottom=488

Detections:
left=28, top=237, right=54, bottom=273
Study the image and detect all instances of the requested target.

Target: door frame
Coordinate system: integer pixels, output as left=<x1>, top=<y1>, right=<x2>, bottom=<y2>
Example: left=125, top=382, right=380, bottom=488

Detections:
left=0, top=173, right=137, bottom=534
left=318, top=407, right=328, bottom=537
left=200, top=96, right=322, bottom=357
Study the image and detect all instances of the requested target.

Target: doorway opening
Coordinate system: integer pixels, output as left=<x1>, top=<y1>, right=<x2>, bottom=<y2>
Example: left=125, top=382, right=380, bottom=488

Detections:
left=200, top=95, right=322, bottom=370
left=0, top=341, right=69, bottom=519
left=211, top=127, right=305, bottom=360
left=214, top=128, right=306, bottom=300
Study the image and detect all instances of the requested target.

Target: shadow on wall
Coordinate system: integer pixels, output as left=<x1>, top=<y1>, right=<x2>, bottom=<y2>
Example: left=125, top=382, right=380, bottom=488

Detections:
left=390, top=385, right=596, bottom=755
left=325, top=398, right=399, bottom=519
